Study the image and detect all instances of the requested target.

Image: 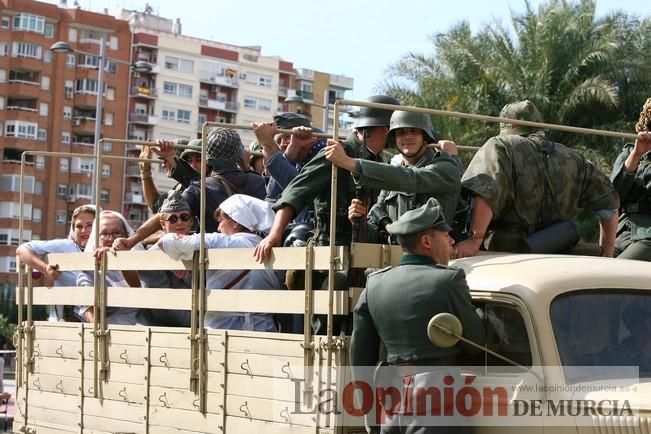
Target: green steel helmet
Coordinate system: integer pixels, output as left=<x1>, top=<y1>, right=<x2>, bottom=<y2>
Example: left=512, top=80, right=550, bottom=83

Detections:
left=499, top=100, right=544, bottom=136
left=387, top=110, right=440, bottom=147
left=180, top=138, right=203, bottom=161
left=354, top=95, right=400, bottom=129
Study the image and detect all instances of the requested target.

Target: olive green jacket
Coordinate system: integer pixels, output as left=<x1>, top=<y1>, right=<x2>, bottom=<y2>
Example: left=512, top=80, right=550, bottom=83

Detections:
left=350, top=254, right=485, bottom=367
left=357, top=148, right=461, bottom=242
left=273, top=133, right=382, bottom=245
left=611, top=144, right=651, bottom=242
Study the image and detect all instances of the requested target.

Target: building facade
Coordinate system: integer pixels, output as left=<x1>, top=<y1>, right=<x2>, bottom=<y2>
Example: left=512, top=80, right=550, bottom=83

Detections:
left=0, top=0, right=131, bottom=312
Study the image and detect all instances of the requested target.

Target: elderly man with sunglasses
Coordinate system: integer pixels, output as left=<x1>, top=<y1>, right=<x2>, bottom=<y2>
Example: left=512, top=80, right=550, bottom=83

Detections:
left=137, top=190, right=195, bottom=327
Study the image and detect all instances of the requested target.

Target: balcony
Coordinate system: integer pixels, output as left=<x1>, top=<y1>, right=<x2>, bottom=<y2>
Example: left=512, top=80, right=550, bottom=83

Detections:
left=6, top=81, right=40, bottom=98
left=71, top=116, right=96, bottom=134
left=296, top=90, right=314, bottom=101
left=125, top=192, right=144, bottom=204
left=125, top=165, right=141, bottom=177
left=278, top=86, right=289, bottom=97
left=199, top=72, right=239, bottom=88
left=130, top=86, right=157, bottom=98
left=199, top=97, right=238, bottom=113
left=129, top=113, right=158, bottom=125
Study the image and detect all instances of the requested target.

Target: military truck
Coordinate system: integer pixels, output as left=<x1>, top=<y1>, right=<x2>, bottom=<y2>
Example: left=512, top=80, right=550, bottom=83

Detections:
left=11, top=101, right=649, bottom=433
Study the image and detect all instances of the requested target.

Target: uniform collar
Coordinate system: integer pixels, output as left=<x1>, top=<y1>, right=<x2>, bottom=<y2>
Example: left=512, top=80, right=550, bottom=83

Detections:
left=399, top=254, right=436, bottom=266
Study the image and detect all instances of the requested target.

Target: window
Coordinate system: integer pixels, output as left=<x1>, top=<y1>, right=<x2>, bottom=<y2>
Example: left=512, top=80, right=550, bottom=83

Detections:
left=35, top=156, right=45, bottom=169
left=59, top=158, right=69, bottom=172
left=109, top=36, right=118, bottom=50
left=12, top=42, right=42, bottom=59
left=0, top=96, right=4, bottom=110
left=164, top=56, right=179, bottom=70
left=0, top=42, right=7, bottom=57
left=0, top=202, right=31, bottom=220
left=64, top=80, right=74, bottom=99
left=103, top=142, right=112, bottom=153
left=163, top=81, right=177, bottom=95
left=66, top=54, right=75, bottom=67
left=75, top=79, right=99, bottom=94
left=1, top=175, right=34, bottom=193
left=68, top=28, right=77, bottom=42
left=63, top=106, right=72, bottom=119
left=61, top=132, right=71, bottom=145
left=244, top=97, right=256, bottom=109
left=5, top=121, right=38, bottom=139
left=56, top=211, right=66, bottom=225
left=1, top=17, right=9, bottom=29
left=41, top=76, right=50, bottom=90
left=104, top=112, right=113, bottom=126
left=39, top=102, right=48, bottom=116
left=257, top=98, right=272, bottom=111
left=43, top=50, right=52, bottom=64
left=100, top=190, right=109, bottom=203
left=32, top=208, right=41, bottom=223
left=57, top=184, right=67, bottom=198
left=464, top=301, right=533, bottom=370
left=44, top=23, right=54, bottom=38
left=246, top=72, right=272, bottom=87
left=178, top=84, right=192, bottom=98
left=177, top=110, right=191, bottom=124
left=106, top=87, right=115, bottom=101
left=102, top=164, right=110, bottom=176
left=34, top=181, right=43, bottom=195
left=37, top=129, right=46, bottom=142
left=161, top=108, right=175, bottom=121
left=165, top=56, right=194, bottom=73
left=13, top=13, right=45, bottom=34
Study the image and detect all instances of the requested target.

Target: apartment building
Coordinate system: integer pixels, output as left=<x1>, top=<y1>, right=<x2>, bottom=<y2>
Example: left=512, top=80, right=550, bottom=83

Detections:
left=0, top=0, right=131, bottom=308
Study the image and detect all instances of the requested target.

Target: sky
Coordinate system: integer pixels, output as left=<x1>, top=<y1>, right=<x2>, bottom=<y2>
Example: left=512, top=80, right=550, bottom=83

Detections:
left=42, top=0, right=649, bottom=99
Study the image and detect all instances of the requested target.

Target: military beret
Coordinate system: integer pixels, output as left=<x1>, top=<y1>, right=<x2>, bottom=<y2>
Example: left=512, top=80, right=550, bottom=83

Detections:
left=274, top=112, right=311, bottom=129
left=160, top=190, right=192, bottom=214
left=180, top=138, right=203, bottom=161
left=387, top=198, right=452, bottom=236
left=499, top=100, right=544, bottom=136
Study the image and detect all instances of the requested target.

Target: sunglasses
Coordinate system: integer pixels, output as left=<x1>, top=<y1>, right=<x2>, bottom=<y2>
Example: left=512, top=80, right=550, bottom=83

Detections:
left=164, top=213, right=193, bottom=224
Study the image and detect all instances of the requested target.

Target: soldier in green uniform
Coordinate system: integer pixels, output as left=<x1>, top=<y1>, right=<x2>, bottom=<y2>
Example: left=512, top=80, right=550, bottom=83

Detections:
left=253, top=95, right=400, bottom=262
left=324, top=110, right=461, bottom=243
left=610, top=98, right=651, bottom=260
left=455, top=100, right=619, bottom=258
left=350, top=198, right=485, bottom=433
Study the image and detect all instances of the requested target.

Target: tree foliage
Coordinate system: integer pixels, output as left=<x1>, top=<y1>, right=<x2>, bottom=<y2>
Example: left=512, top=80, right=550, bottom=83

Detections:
left=382, top=0, right=651, bottom=169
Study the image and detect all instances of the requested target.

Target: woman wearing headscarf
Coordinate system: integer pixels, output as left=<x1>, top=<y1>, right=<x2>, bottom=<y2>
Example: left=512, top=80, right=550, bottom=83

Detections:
left=611, top=98, right=651, bottom=260
left=76, top=210, right=148, bottom=325
left=158, top=194, right=282, bottom=331
left=16, top=204, right=96, bottom=321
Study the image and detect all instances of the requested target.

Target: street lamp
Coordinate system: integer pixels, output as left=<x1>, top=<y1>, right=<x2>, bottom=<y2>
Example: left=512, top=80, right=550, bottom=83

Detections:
left=285, top=89, right=330, bottom=134
left=49, top=38, right=152, bottom=201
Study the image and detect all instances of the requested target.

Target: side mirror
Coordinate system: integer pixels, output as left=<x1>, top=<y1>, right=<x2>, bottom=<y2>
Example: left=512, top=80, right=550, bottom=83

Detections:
left=427, top=313, right=463, bottom=348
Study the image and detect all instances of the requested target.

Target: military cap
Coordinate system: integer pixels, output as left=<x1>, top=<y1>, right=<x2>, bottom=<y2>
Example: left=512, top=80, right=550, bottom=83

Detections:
left=205, top=128, right=243, bottom=164
left=499, top=100, right=544, bottom=136
left=274, top=112, right=311, bottom=129
left=249, top=140, right=263, bottom=164
left=387, top=198, right=452, bottom=236
left=160, top=190, right=192, bottom=214
left=180, top=138, right=203, bottom=161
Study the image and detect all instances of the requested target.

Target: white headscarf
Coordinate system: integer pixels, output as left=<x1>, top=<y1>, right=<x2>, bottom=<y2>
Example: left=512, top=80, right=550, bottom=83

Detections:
left=219, top=194, right=275, bottom=233
left=84, top=210, right=144, bottom=252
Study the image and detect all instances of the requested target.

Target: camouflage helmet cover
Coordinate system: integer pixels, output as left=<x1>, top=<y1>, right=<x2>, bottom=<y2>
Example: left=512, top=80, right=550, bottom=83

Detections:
left=354, top=95, right=400, bottom=129
left=499, top=100, right=544, bottom=136
left=387, top=110, right=440, bottom=147
left=205, top=128, right=243, bottom=164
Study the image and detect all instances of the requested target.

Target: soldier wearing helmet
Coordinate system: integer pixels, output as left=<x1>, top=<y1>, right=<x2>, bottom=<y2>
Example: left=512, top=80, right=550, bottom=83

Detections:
left=253, top=95, right=400, bottom=263
left=455, top=100, right=619, bottom=258
left=324, top=110, right=462, bottom=244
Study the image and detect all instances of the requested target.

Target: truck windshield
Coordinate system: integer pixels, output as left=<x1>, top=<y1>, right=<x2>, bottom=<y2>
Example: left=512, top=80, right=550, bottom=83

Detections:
left=550, top=290, right=651, bottom=383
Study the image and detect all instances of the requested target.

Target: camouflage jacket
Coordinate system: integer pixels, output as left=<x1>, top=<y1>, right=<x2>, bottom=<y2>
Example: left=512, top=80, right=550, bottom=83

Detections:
left=357, top=148, right=461, bottom=243
left=462, top=134, right=619, bottom=233
left=610, top=143, right=651, bottom=241
left=273, top=133, right=382, bottom=246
